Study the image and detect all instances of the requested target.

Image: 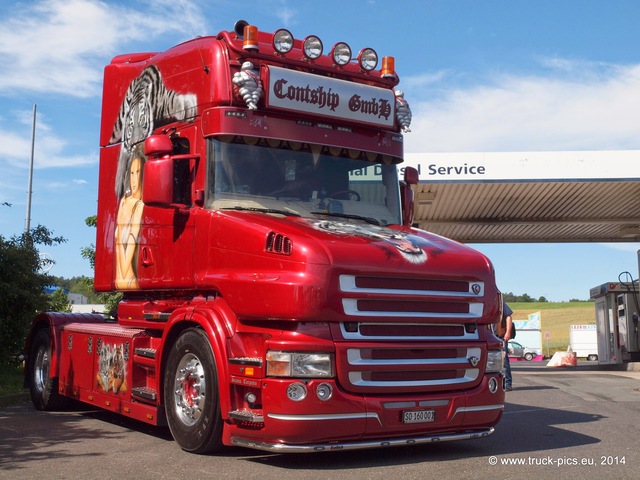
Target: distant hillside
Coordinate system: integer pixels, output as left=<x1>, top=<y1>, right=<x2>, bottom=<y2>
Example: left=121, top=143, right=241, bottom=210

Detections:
left=510, top=301, right=595, bottom=354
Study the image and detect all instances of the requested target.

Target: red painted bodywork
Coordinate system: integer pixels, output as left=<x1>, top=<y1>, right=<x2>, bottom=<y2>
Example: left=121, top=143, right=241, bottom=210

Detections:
left=27, top=23, right=505, bottom=452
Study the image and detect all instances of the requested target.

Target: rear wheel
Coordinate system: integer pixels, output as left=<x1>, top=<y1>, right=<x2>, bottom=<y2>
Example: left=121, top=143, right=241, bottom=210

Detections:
left=164, top=328, right=223, bottom=453
left=28, top=328, right=68, bottom=410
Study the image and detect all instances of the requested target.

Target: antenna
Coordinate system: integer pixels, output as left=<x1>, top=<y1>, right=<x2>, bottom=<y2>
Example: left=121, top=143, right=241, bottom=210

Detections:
left=180, top=0, right=209, bottom=73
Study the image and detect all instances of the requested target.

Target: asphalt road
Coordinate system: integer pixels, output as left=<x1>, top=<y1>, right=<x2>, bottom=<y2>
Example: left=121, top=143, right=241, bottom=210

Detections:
left=2, top=362, right=639, bottom=480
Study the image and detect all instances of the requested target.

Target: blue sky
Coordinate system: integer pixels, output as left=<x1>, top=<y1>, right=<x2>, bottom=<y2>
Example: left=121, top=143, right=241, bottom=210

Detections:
left=1, top=0, right=640, bottom=301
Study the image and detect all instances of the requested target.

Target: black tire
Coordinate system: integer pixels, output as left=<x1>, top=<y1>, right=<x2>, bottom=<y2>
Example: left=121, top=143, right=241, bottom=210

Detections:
left=164, top=328, right=223, bottom=453
left=524, top=353, right=534, bottom=361
left=587, top=354, right=598, bottom=361
left=27, top=328, right=68, bottom=410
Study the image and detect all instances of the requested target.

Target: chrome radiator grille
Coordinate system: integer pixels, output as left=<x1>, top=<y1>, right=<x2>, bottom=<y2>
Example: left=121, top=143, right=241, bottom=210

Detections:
left=339, top=274, right=485, bottom=318
left=336, top=274, right=487, bottom=393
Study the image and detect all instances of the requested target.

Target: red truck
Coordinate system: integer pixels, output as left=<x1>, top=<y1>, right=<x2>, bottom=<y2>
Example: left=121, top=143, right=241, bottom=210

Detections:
left=25, top=21, right=505, bottom=453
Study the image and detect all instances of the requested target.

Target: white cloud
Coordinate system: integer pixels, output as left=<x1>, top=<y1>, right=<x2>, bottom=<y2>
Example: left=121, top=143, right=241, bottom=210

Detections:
left=404, top=60, right=640, bottom=153
left=400, top=70, right=454, bottom=91
left=0, top=107, right=97, bottom=168
left=0, top=0, right=202, bottom=98
left=275, top=6, right=297, bottom=27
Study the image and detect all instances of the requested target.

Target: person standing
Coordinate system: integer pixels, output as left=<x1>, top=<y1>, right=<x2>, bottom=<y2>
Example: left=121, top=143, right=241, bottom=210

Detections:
left=495, top=300, right=514, bottom=391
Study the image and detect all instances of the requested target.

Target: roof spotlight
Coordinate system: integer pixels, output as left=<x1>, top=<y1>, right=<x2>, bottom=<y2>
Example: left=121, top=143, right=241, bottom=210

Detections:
left=331, top=42, right=352, bottom=66
left=358, top=48, right=378, bottom=71
left=303, top=35, right=323, bottom=60
left=273, top=28, right=294, bottom=54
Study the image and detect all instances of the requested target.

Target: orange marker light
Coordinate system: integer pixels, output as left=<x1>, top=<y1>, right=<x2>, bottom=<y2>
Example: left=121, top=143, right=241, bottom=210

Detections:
left=381, top=56, right=396, bottom=78
left=243, top=25, right=259, bottom=51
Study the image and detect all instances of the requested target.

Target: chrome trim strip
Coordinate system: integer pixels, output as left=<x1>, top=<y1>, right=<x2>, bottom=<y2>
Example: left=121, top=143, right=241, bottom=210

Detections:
left=346, top=347, right=482, bottom=366
left=231, top=428, right=495, bottom=453
left=339, top=275, right=485, bottom=297
left=456, top=404, right=504, bottom=412
left=348, top=369, right=479, bottom=387
left=452, top=404, right=505, bottom=418
left=383, top=401, right=416, bottom=409
left=383, top=399, right=450, bottom=409
left=342, top=299, right=484, bottom=318
left=419, top=399, right=451, bottom=407
left=339, top=322, right=480, bottom=341
left=267, top=412, right=379, bottom=421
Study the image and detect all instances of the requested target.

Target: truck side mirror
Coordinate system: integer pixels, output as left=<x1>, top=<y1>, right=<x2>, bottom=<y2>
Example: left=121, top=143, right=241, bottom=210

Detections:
left=404, top=166, right=419, bottom=186
left=144, top=134, right=174, bottom=157
left=143, top=158, right=174, bottom=206
left=400, top=166, right=419, bottom=227
left=143, top=135, right=175, bottom=207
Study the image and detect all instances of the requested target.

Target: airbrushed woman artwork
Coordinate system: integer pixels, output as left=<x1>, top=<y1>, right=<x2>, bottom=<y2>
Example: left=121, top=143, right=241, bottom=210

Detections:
left=114, top=145, right=145, bottom=289
left=109, top=64, right=197, bottom=290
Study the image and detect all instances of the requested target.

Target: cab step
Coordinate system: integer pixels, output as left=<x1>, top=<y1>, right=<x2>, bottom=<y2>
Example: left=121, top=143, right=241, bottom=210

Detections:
left=131, top=386, right=157, bottom=403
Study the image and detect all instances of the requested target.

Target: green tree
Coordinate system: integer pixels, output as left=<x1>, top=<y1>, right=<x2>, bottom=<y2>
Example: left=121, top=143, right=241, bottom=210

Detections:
left=50, top=288, right=72, bottom=312
left=0, top=225, right=66, bottom=367
left=81, top=215, right=121, bottom=318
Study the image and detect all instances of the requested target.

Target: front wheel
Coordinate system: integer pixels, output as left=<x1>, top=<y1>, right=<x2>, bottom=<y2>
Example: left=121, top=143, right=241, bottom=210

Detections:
left=524, top=352, right=534, bottom=361
left=164, top=328, right=223, bottom=453
left=28, top=328, right=68, bottom=410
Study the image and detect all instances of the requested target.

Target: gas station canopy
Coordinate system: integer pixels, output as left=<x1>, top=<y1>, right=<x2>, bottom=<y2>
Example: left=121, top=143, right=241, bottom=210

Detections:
left=403, top=151, right=640, bottom=243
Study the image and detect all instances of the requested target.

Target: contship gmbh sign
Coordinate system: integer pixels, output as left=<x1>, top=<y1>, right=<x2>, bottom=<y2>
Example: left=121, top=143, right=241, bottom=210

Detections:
left=265, top=66, right=395, bottom=128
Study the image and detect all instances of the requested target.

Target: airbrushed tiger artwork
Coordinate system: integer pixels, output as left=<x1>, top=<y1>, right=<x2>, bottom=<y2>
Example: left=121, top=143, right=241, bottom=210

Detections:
left=109, top=65, right=197, bottom=289
left=310, top=220, right=430, bottom=264
left=96, top=342, right=128, bottom=394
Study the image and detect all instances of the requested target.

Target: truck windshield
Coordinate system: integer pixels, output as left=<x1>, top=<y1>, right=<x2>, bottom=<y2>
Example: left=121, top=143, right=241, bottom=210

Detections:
left=206, top=137, right=403, bottom=226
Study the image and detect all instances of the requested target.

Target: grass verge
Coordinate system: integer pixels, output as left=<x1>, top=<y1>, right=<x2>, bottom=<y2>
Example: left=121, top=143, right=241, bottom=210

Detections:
left=0, top=363, right=26, bottom=396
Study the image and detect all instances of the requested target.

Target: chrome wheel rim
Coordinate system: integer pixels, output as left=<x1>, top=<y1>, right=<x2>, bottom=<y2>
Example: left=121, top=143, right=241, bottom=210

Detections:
left=34, top=345, right=49, bottom=394
left=173, top=353, right=206, bottom=426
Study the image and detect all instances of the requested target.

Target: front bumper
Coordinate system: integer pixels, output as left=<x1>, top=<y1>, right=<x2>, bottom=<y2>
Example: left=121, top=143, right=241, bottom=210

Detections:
left=231, top=427, right=496, bottom=453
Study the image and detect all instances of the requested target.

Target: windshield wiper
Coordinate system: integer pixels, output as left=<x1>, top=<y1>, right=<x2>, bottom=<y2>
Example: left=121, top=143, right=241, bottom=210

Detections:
left=222, top=206, right=300, bottom=217
left=311, top=211, right=380, bottom=226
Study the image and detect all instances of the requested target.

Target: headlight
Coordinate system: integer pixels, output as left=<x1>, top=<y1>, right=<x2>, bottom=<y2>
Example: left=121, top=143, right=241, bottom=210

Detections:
left=266, top=351, right=334, bottom=378
left=486, top=349, right=504, bottom=373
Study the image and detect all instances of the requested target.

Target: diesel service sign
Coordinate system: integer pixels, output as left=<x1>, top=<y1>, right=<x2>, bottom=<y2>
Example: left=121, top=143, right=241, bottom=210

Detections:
left=403, top=151, right=640, bottom=183
left=265, top=66, right=395, bottom=128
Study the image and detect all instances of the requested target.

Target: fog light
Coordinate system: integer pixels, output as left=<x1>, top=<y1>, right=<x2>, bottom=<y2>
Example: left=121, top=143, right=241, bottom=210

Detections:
left=245, top=392, right=257, bottom=404
left=287, top=382, right=307, bottom=401
left=488, top=377, right=498, bottom=394
left=316, top=382, right=333, bottom=401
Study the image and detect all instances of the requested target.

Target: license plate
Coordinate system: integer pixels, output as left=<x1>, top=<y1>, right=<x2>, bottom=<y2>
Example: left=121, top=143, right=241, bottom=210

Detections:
left=402, top=409, right=435, bottom=424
